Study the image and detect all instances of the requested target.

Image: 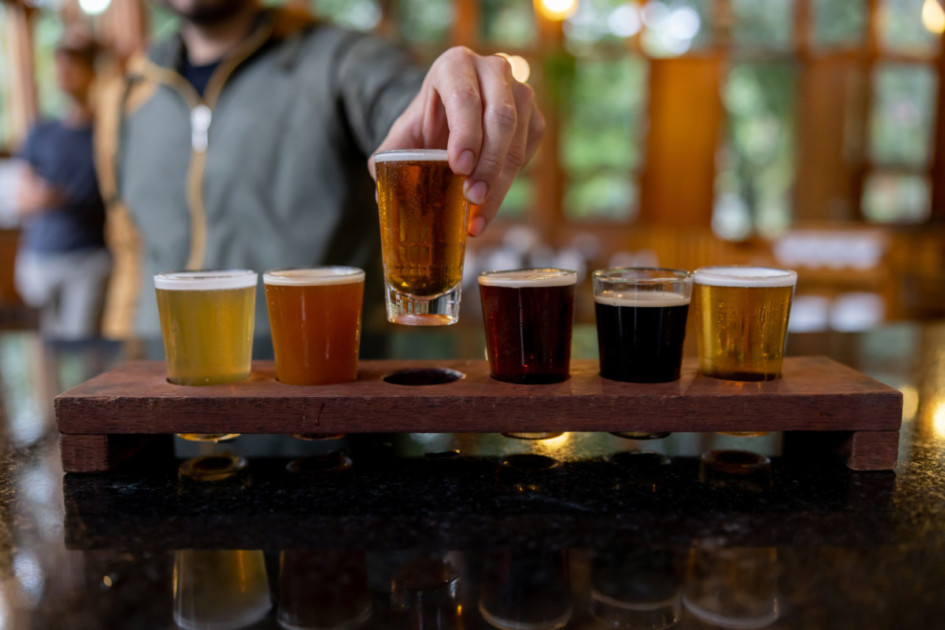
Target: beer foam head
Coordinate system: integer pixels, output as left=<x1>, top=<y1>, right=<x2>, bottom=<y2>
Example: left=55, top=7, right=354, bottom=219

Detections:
left=478, top=268, right=578, bottom=288
left=373, top=149, right=449, bottom=163
left=693, top=266, right=797, bottom=288
left=154, top=270, right=257, bottom=291
left=594, top=290, right=690, bottom=307
left=264, top=267, right=365, bottom=286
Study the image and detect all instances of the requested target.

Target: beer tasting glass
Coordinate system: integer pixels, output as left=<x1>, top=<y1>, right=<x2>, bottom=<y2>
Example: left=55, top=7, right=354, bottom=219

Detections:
left=264, top=267, right=364, bottom=386
left=375, top=149, right=470, bottom=325
left=479, top=269, right=577, bottom=384
left=693, top=266, right=796, bottom=381
left=593, top=268, right=692, bottom=383
left=155, top=270, right=257, bottom=386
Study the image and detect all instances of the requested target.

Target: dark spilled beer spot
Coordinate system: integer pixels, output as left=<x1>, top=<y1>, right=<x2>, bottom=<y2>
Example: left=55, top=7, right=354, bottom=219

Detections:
left=424, top=449, right=461, bottom=460
left=501, top=453, right=561, bottom=471
left=383, top=368, right=464, bottom=386
left=606, top=451, right=671, bottom=469
left=610, top=431, right=672, bottom=440
left=286, top=452, right=353, bottom=473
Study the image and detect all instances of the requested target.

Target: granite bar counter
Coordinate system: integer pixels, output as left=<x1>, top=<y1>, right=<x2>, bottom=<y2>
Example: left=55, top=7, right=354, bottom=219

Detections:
left=0, top=323, right=943, bottom=629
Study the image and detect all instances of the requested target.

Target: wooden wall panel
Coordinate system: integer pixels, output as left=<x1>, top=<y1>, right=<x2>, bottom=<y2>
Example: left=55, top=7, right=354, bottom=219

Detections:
left=639, top=56, right=723, bottom=228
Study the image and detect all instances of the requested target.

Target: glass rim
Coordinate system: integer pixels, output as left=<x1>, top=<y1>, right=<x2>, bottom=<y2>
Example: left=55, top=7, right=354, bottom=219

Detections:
left=593, top=267, right=692, bottom=284
left=693, top=265, right=797, bottom=288
left=478, top=268, right=578, bottom=288
left=373, top=149, right=448, bottom=163
left=263, top=266, right=365, bottom=286
left=154, top=269, right=257, bottom=291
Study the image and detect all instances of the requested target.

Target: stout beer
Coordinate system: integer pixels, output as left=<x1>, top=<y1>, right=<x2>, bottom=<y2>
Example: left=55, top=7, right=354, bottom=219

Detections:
left=264, top=267, right=364, bottom=385
left=375, top=149, right=469, bottom=325
left=479, top=269, right=577, bottom=384
left=155, top=270, right=257, bottom=386
left=595, top=291, right=690, bottom=382
left=693, top=266, right=796, bottom=381
left=593, top=268, right=692, bottom=383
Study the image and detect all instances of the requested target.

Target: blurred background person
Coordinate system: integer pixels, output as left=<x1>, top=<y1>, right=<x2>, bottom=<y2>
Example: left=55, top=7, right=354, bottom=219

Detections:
left=12, top=30, right=110, bottom=340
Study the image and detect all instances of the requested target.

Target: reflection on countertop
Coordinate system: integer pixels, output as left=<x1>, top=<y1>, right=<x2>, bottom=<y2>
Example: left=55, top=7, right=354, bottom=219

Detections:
left=1, top=323, right=944, bottom=628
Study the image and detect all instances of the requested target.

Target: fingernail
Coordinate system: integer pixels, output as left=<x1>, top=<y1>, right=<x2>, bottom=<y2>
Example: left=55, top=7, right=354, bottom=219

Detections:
left=466, top=180, right=488, bottom=205
left=457, top=150, right=476, bottom=176
left=469, top=216, right=486, bottom=237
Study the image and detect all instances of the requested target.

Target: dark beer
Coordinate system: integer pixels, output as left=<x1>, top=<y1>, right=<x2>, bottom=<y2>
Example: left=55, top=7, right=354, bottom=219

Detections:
left=479, top=269, right=577, bottom=384
left=595, top=291, right=690, bottom=382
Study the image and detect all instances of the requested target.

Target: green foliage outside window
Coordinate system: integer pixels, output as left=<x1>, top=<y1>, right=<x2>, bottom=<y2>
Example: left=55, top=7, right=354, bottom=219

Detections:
left=732, top=0, right=794, bottom=50
left=880, top=0, right=940, bottom=54
left=400, top=0, right=453, bottom=45
left=34, top=13, right=66, bottom=120
left=311, top=0, right=381, bottom=31
left=562, top=56, right=646, bottom=220
left=863, top=173, right=931, bottom=223
left=716, top=63, right=797, bottom=237
left=813, top=0, right=867, bottom=49
left=870, top=63, right=938, bottom=166
left=0, top=5, right=9, bottom=149
left=481, top=0, right=537, bottom=47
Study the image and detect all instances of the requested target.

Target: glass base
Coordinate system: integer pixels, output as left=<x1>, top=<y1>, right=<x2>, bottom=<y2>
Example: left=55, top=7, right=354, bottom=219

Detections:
left=179, top=452, right=247, bottom=481
left=385, top=284, right=460, bottom=326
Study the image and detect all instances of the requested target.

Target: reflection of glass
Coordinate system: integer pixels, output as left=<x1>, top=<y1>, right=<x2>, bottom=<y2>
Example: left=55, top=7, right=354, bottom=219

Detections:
left=479, top=549, right=571, bottom=630
left=391, top=557, right=461, bottom=630
left=693, top=267, right=796, bottom=381
left=375, top=150, right=469, bottom=326
left=278, top=550, right=371, bottom=630
left=683, top=546, right=779, bottom=629
left=590, top=549, right=682, bottom=630
left=593, top=267, right=692, bottom=383
left=173, top=550, right=271, bottom=630
left=479, top=269, right=577, bottom=384
left=264, top=267, right=365, bottom=386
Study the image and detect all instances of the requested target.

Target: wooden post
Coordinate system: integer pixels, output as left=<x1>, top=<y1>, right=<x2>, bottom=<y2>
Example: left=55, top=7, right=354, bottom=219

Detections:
left=4, top=2, right=39, bottom=148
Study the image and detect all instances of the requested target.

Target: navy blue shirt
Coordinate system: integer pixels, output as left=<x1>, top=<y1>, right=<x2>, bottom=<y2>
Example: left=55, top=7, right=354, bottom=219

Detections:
left=180, top=58, right=221, bottom=97
left=18, top=120, right=106, bottom=254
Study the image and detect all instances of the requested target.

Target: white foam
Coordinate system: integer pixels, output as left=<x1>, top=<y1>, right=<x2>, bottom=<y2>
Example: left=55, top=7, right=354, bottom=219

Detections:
left=478, top=269, right=578, bottom=288
left=594, top=290, right=690, bottom=308
left=154, top=270, right=257, bottom=291
left=693, top=266, right=796, bottom=288
left=264, top=267, right=364, bottom=286
left=373, top=149, right=449, bottom=163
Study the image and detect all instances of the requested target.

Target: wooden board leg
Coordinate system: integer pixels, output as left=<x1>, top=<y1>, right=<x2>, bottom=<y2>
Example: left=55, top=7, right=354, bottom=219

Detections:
left=60, top=434, right=171, bottom=473
left=841, top=430, right=900, bottom=471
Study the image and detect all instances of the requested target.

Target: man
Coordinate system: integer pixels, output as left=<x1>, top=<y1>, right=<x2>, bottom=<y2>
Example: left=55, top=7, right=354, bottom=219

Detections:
left=15, top=33, right=111, bottom=339
left=99, top=0, right=543, bottom=339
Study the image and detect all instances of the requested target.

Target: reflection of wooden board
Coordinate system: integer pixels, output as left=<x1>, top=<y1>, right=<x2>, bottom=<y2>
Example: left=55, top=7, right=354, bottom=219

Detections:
left=55, top=357, right=902, bottom=472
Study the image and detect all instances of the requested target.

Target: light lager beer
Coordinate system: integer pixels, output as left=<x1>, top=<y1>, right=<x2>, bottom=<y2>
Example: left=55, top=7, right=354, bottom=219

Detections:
left=264, top=267, right=364, bottom=385
left=375, top=149, right=469, bottom=325
left=693, top=266, right=796, bottom=381
left=154, top=270, right=257, bottom=386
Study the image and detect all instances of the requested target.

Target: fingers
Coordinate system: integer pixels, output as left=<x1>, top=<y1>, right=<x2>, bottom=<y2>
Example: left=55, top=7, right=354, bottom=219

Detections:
left=461, top=55, right=517, bottom=209
left=467, top=80, right=538, bottom=236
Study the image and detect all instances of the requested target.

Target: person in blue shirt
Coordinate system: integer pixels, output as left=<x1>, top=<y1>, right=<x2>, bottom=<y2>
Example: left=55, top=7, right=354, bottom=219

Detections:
left=14, top=32, right=111, bottom=339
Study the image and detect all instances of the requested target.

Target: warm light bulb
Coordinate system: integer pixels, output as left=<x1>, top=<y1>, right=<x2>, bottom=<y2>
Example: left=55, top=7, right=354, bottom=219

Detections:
left=79, top=0, right=111, bottom=15
left=923, top=0, right=945, bottom=34
left=535, top=0, right=579, bottom=22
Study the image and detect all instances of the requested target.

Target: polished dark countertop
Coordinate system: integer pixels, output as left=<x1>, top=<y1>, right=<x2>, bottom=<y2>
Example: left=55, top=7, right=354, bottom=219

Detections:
left=0, top=323, right=943, bottom=629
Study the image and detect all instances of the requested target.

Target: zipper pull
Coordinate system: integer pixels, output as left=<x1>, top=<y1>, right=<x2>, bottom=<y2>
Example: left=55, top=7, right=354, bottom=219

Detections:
left=190, top=104, right=212, bottom=153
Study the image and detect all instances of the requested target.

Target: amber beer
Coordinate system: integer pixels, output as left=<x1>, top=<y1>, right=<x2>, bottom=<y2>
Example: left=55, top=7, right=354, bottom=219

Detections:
left=479, top=269, right=577, bottom=384
left=375, top=149, right=469, bottom=325
left=154, top=270, right=257, bottom=386
left=593, top=268, right=692, bottom=383
left=264, top=267, right=364, bottom=385
left=693, top=266, right=797, bottom=381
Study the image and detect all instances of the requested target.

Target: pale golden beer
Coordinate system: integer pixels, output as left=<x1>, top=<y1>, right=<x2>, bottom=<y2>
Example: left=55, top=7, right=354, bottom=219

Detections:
left=155, top=270, right=257, bottom=386
left=375, top=149, right=469, bottom=325
left=173, top=549, right=271, bottom=630
left=264, top=267, right=364, bottom=385
left=694, top=266, right=796, bottom=381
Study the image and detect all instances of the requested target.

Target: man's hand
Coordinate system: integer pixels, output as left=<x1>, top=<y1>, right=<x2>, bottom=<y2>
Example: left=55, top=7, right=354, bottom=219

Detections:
left=15, top=166, right=64, bottom=216
left=372, top=47, right=544, bottom=237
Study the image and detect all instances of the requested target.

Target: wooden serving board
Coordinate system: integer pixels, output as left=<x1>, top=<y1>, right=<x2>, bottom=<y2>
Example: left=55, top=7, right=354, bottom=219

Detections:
left=55, top=357, right=903, bottom=473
